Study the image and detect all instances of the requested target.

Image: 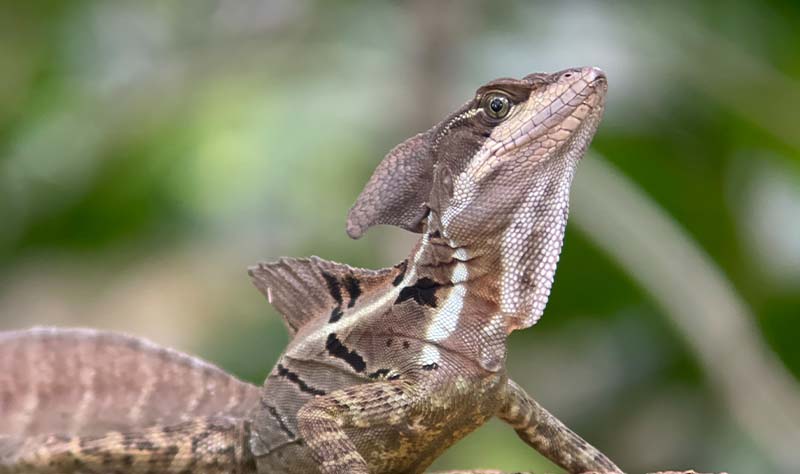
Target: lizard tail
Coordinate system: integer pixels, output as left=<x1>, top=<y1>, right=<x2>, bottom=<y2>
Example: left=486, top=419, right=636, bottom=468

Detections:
left=0, top=327, right=261, bottom=438
left=0, top=417, right=257, bottom=474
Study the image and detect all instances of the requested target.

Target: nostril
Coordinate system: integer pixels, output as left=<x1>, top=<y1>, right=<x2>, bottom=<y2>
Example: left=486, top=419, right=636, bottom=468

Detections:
left=586, top=66, right=607, bottom=82
left=562, top=72, right=573, bottom=79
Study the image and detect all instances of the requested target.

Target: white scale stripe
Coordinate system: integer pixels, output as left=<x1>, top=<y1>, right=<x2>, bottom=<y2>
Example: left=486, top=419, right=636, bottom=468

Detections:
left=420, top=345, right=441, bottom=365
left=451, top=261, right=469, bottom=283
left=453, top=247, right=469, bottom=261
left=425, top=260, right=469, bottom=343
left=425, top=284, right=466, bottom=342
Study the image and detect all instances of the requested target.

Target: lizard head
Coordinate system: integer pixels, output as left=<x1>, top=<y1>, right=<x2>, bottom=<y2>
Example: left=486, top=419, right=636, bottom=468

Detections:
left=347, top=66, right=607, bottom=329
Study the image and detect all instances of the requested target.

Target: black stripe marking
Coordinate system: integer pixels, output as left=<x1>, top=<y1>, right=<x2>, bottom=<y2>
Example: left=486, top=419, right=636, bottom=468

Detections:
left=263, top=401, right=296, bottom=439
left=329, top=306, right=343, bottom=323
left=325, top=333, right=366, bottom=373
left=190, top=429, right=212, bottom=454
left=395, top=277, right=439, bottom=307
left=135, top=440, right=156, bottom=451
left=121, top=432, right=137, bottom=449
left=368, top=368, right=390, bottom=379
left=121, top=432, right=157, bottom=452
left=321, top=271, right=342, bottom=305
left=276, top=364, right=327, bottom=396
left=392, top=261, right=408, bottom=286
left=343, top=275, right=361, bottom=308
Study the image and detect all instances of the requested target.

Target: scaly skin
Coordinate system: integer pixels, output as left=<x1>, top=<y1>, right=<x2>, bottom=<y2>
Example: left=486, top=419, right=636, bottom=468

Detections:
left=0, top=67, right=621, bottom=474
left=1, top=417, right=253, bottom=474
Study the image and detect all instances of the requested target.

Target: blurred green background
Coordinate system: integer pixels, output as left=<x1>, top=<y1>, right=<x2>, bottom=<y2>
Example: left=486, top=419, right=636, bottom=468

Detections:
left=1, top=1, right=799, bottom=473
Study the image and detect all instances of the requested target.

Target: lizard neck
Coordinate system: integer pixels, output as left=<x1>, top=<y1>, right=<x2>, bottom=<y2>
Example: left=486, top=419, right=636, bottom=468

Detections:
left=403, top=225, right=509, bottom=372
left=428, top=153, right=577, bottom=331
left=398, top=156, right=575, bottom=372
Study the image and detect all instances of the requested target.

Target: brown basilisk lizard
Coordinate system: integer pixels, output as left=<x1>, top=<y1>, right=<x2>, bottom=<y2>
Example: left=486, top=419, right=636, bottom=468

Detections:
left=0, top=66, right=616, bottom=474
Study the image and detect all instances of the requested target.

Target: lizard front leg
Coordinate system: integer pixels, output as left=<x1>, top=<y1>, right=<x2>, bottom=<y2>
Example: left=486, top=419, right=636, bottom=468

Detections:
left=297, top=380, right=417, bottom=474
left=497, top=379, right=621, bottom=474
left=0, top=417, right=254, bottom=474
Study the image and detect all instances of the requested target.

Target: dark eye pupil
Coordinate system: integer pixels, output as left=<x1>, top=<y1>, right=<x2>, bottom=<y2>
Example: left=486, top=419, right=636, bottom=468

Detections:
left=490, top=97, right=504, bottom=112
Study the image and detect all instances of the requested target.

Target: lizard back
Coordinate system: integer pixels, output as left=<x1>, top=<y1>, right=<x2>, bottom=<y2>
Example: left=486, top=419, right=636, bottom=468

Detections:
left=0, top=327, right=260, bottom=438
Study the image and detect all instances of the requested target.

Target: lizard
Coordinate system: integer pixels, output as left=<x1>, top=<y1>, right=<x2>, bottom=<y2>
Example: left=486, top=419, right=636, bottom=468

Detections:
left=0, top=66, right=616, bottom=474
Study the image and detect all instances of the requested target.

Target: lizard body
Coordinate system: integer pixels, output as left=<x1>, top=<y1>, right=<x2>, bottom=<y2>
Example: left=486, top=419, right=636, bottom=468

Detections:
left=0, top=67, right=614, bottom=474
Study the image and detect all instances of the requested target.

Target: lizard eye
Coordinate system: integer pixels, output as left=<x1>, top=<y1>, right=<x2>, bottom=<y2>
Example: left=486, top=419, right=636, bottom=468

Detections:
left=482, top=92, right=511, bottom=120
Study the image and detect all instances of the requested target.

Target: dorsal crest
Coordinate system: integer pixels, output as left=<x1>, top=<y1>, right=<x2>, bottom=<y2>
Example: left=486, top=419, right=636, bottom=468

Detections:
left=249, top=257, right=404, bottom=335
